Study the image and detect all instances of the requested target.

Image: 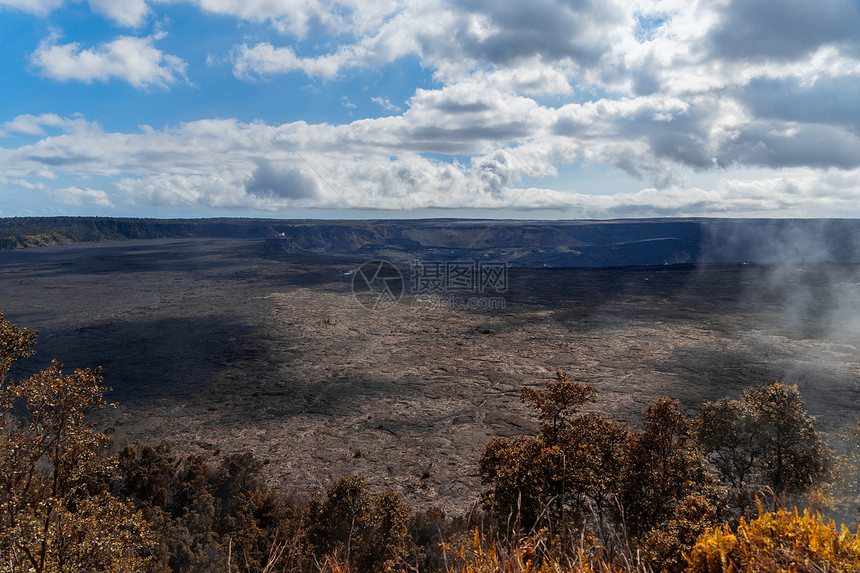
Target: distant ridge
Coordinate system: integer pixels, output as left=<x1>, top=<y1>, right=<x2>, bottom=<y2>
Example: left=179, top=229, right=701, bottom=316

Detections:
left=0, top=217, right=285, bottom=249
left=2, top=217, right=859, bottom=268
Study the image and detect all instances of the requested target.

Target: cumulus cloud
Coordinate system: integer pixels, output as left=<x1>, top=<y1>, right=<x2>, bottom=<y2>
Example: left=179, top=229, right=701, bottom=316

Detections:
left=245, top=160, right=319, bottom=201
left=1, top=113, right=74, bottom=136
left=118, top=173, right=248, bottom=208
left=438, top=0, right=622, bottom=68
left=4, top=0, right=860, bottom=216
left=0, top=110, right=858, bottom=216
left=179, top=0, right=339, bottom=37
left=0, top=0, right=63, bottom=15
left=0, top=176, right=49, bottom=191
left=495, top=170, right=860, bottom=218
left=706, top=0, right=860, bottom=62
left=232, top=43, right=301, bottom=78
left=50, top=185, right=114, bottom=207
left=1, top=0, right=149, bottom=25
left=714, top=122, right=860, bottom=170
left=220, top=0, right=860, bottom=187
left=738, top=75, right=860, bottom=130
left=470, top=61, right=574, bottom=96
left=86, top=0, right=149, bottom=27
left=31, top=33, right=188, bottom=89
left=227, top=1, right=621, bottom=83
left=394, top=84, right=549, bottom=155
left=232, top=40, right=383, bottom=79
left=371, top=97, right=400, bottom=112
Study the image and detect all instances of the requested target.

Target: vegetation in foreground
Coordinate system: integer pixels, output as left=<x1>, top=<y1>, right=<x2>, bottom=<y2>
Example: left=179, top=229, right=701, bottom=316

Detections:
left=3, top=310, right=860, bottom=572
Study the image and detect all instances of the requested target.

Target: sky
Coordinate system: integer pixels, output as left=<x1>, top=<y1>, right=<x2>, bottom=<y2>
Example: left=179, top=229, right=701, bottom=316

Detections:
left=0, top=0, right=859, bottom=220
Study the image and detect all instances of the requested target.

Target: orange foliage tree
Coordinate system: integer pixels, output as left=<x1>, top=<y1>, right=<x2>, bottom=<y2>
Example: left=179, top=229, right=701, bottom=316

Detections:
left=0, top=311, right=154, bottom=572
left=619, top=398, right=715, bottom=538
left=480, top=372, right=630, bottom=534
left=697, top=381, right=830, bottom=515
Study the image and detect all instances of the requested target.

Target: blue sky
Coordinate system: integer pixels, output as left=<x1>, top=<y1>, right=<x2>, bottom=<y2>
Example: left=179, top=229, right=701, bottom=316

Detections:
left=1, top=0, right=859, bottom=219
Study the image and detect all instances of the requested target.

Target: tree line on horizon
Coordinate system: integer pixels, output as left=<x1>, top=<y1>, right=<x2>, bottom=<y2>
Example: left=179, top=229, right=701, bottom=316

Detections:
left=3, top=310, right=860, bottom=572
left=0, top=217, right=292, bottom=249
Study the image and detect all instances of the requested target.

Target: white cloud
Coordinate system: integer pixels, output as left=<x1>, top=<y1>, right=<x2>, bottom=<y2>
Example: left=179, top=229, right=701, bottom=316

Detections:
left=227, top=1, right=623, bottom=85
left=31, top=33, right=188, bottom=89
left=0, top=113, right=92, bottom=136
left=178, top=0, right=335, bottom=37
left=231, top=43, right=299, bottom=78
left=490, top=169, right=860, bottom=218
left=1, top=0, right=149, bottom=25
left=371, top=96, right=400, bottom=112
left=232, top=41, right=379, bottom=79
left=0, top=176, right=48, bottom=191
left=2, top=111, right=858, bottom=216
left=50, top=185, right=114, bottom=207
left=471, top=61, right=574, bottom=96
left=220, top=0, right=860, bottom=130
left=87, top=0, right=149, bottom=27
left=0, top=0, right=63, bottom=16
left=1, top=113, right=65, bottom=136
left=118, top=173, right=247, bottom=208
left=3, top=0, right=860, bottom=216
